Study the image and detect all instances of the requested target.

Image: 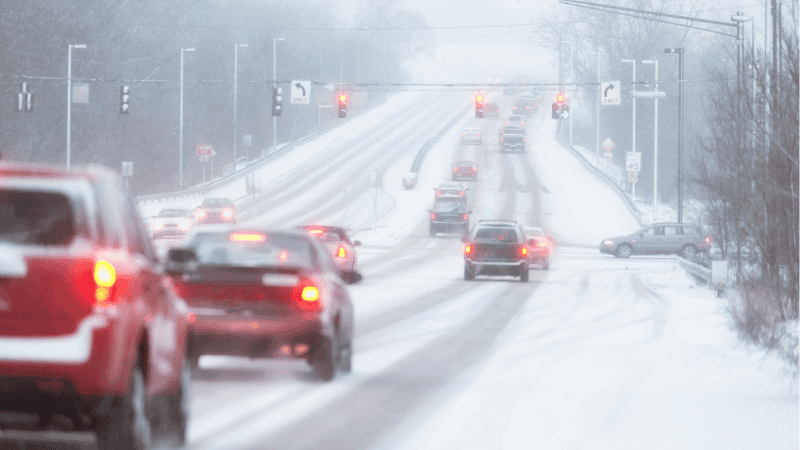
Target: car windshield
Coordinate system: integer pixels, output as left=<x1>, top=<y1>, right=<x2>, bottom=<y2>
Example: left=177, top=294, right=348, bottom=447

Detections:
left=201, top=198, right=232, bottom=208
left=433, top=202, right=466, bottom=213
left=0, top=189, right=77, bottom=246
left=475, top=227, right=519, bottom=242
left=158, top=209, right=194, bottom=218
left=186, top=232, right=313, bottom=269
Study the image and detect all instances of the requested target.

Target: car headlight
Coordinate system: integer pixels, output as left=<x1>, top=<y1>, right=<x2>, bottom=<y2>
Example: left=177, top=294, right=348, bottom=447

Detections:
left=179, top=220, right=193, bottom=230
left=152, top=220, right=163, bottom=230
left=603, top=240, right=614, bottom=245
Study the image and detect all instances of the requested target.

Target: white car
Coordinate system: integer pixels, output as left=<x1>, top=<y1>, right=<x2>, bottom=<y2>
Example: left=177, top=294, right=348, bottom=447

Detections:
left=505, top=115, right=526, bottom=128
left=461, top=127, right=483, bottom=144
left=152, top=208, right=196, bottom=239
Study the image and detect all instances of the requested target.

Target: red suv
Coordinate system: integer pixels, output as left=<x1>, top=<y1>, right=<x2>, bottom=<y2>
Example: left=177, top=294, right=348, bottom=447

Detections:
left=0, top=163, right=191, bottom=449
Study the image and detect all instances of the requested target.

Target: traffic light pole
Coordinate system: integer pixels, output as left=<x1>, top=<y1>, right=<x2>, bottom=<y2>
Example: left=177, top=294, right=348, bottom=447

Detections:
left=622, top=59, right=636, bottom=200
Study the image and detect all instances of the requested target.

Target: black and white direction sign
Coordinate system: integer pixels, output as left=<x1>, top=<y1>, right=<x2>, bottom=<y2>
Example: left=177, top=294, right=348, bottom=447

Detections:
left=291, top=80, right=310, bottom=104
left=601, top=81, right=620, bottom=105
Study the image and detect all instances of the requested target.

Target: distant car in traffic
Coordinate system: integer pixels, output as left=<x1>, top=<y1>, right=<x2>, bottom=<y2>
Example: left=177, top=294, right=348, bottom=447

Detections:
left=500, top=133, right=526, bottom=153
left=524, top=226, right=551, bottom=269
left=435, top=182, right=468, bottom=204
left=599, top=222, right=710, bottom=259
left=461, top=127, right=483, bottom=144
left=0, top=162, right=191, bottom=449
left=430, top=201, right=472, bottom=236
left=505, top=115, right=526, bottom=128
left=168, top=227, right=354, bottom=381
left=402, top=172, right=418, bottom=190
left=512, top=99, right=533, bottom=116
left=463, top=220, right=530, bottom=281
left=499, top=124, right=526, bottom=142
left=296, top=225, right=362, bottom=283
left=483, top=102, right=500, bottom=117
left=152, top=208, right=196, bottom=239
left=452, top=160, right=478, bottom=181
left=195, top=197, right=236, bottom=224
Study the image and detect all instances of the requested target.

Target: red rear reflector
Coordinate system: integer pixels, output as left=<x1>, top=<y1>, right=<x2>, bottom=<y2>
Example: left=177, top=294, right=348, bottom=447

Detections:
left=337, top=247, right=346, bottom=258
left=431, top=213, right=436, bottom=220
left=187, top=313, right=196, bottom=323
left=230, top=233, right=266, bottom=242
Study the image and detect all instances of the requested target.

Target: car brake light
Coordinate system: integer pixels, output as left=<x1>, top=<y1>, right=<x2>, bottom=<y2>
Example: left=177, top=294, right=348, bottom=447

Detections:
left=472, top=167, right=477, bottom=171
left=465, top=244, right=472, bottom=254
left=453, top=167, right=458, bottom=171
left=459, top=191, right=464, bottom=196
left=230, top=233, right=266, bottom=242
left=539, top=240, right=548, bottom=247
left=295, top=280, right=321, bottom=311
left=501, top=138, right=504, bottom=142
left=436, top=190, right=442, bottom=196
left=462, top=213, right=468, bottom=220
left=705, top=237, right=710, bottom=244
left=278, top=250, right=289, bottom=261
left=301, top=286, right=319, bottom=302
left=309, top=229, right=323, bottom=234
left=222, top=209, right=234, bottom=218
left=431, top=213, right=436, bottom=220
left=520, top=246, right=528, bottom=256
left=338, top=247, right=346, bottom=258
left=94, top=260, right=116, bottom=303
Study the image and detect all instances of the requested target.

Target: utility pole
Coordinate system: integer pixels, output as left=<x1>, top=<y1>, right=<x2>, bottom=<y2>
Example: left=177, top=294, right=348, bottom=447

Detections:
left=233, top=44, right=247, bottom=170
left=622, top=59, right=636, bottom=200
left=273, top=38, right=285, bottom=156
left=643, top=60, right=659, bottom=223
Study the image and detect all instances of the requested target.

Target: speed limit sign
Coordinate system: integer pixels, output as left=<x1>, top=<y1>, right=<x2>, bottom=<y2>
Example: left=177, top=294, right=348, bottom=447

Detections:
left=628, top=171, right=638, bottom=183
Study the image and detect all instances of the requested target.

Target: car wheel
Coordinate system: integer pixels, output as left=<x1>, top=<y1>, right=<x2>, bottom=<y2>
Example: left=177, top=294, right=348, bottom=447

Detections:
left=311, top=336, right=336, bottom=381
left=464, top=265, right=475, bottom=281
left=338, top=327, right=352, bottom=373
left=680, top=244, right=698, bottom=260
left=168, top=357, right=191, bottom=445
left=429, top=226, right=437, bottom=237
left=96, top=363, right=152, bottom=450
left=463, top=225, right=469, bottom=236
left=520, top=266, right=529, bottom=282
left=615, top=244, right=633, bottom=258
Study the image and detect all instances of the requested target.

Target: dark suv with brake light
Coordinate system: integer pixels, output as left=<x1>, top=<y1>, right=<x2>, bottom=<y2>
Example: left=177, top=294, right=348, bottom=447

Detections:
left=0, top=163, right=191, bottom=449
left=463, top=220, right=529, bottom=281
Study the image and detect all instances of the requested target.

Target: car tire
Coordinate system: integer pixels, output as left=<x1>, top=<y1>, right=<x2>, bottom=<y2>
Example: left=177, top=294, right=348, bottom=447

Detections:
left=311, top=336, right=336, bottom=381
left=464, top=265, right=475, bottom=281
left=463, top=225, right=469, bottom=236
left=615, top=244, right=633, bottom=258
left=96, top=363, right=152, bottom=450
left=520, top=266, right=529, bottom=282
left=429, top=226, right=437, bottom=237
left=168, top=357, right=191, bottom=445
left=338, top=327, right=352, bottom=373
left=680, top=244, right=698, bottom=260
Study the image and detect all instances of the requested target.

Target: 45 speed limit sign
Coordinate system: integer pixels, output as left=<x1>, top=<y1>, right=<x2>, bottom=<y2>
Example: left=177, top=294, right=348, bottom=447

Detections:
left=626, top=152, right=641, bottom=172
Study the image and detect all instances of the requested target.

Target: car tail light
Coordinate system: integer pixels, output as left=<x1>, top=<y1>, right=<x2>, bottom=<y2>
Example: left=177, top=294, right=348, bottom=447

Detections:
left=462, top=213, right=468, bottom=220
left=431, top=213, right=436, bottom=220
left=337, top=246, right=346, bottom=258
left=195, top=209, right=206, bottom=218
left=294, top=279, right=321, bottom=311
left=523, top=138, right=526, bottom=143
left=230, top=233, right=266, bottom=242
left=222, top=209, right=234, bottom=219
left=453, top=167, right=458, bottom=172
left=179, top=220, right=193, bottom=230
left=520, top=246, right=528, bottom=257
left=278, top=250, right=289, bottom=261
left=436, top=190, right=442, bottom=196
left=462, top=133, right=465, bottom=136
left=465, top=244, right=472, bottom=254
left=472, top=167, right=477, bottom=172
left=501, top=138, right=504, bottom=142
left=477, top=133, right=481, bottom=137
left=309, top=229, right=323, bottom=235
left=94, top=260, right=116, bottom=304
left=538, top=239, right=548, bottom=247
left=459, top=191, right=464, bottom=196
left=152, top=220, right=163, bottom=230
left=705, top=237, right=710, bottom=244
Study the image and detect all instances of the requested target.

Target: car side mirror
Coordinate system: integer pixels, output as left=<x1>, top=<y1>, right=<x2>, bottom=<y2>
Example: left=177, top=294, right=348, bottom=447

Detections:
left=353, top=240, right=361, bottom=246
left=461, top=236, right=469, bottom=243
left=165, top=248, right=198, bottom=275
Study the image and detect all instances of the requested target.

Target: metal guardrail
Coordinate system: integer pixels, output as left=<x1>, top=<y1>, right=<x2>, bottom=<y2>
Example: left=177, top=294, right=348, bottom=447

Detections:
left=679, top=257, right=712, bottom=287
left=410, top=104, right=472, bottom=174
left=135, top=95, right=389, bottom=205
left=555, top=135, right=643, bottom=226
left=679, top=256, right=727, bottom=297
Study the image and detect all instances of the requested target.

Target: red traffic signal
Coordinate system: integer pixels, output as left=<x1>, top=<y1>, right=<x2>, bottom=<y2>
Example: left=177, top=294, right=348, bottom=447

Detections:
left=556, top=92, right=565, bottom=104
left=338, top=93, right=347, bottom=104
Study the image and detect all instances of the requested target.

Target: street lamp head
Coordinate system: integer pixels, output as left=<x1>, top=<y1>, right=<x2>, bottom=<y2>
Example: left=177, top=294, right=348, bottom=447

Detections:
left=73, top=44, right=87, bottom=49
left=621, top=59, right=634, bottom=63
left=237, top=44, right=248, bottom=48
left=664, top=48, right=682, bottom=53
left=275, top=38, right=285, bottom=42
left=183, top=48, right=195, bottom=52
left=730, top=12, right=750, bottom=22
left=642, top=60, right=656, bottom=64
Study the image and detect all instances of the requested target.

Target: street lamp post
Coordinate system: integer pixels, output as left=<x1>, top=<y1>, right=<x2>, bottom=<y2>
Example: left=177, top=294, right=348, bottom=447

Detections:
left=233, top=44, right=248, bottom=170
left=273, top=38, right=285, bottom=156
left=588, top=51, right=600, bottom=160
left=664, top=48, right=683, bottom=222
left=179, top=48, right=195, bottom=188
left=643, top=59, right=659, bottom=223
left=562, top=41, right=574, bottom=146
left=66, top=44, right=86, bottom=170
left=621, top=59, right=637, bottom=200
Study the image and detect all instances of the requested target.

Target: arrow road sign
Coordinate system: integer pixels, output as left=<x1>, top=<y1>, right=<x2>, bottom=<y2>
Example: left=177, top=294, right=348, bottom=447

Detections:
left=602, top=137, right=615, bottom=151
left=601, top=81, right=620, bottom=105
left=291, top=80, right=310, bottom=104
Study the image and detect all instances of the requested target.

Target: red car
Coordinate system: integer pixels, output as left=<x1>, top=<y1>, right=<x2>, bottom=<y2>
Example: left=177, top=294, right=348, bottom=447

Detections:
left=452, top=160, right=478, bottom=181
left=524, top=226, right=552, bottom=270
left=168, top=227, right=354, bottom=381
left=195, top=197, right=236, bottom=224
left=0, top=163, right=191, bottom=449
left=296, top=225, right=362, bottom=283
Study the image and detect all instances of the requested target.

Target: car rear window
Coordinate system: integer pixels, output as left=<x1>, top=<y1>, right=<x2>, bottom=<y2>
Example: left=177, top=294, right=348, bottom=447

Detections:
left=201, top=198, right=233, bottom=208
left=0, top=189, right=76, bottom=246
left=433, top=202, right=466, bottom=213
left=186, top=231, right=314, bottom=269
left=475, top=227, right=519, bottom=242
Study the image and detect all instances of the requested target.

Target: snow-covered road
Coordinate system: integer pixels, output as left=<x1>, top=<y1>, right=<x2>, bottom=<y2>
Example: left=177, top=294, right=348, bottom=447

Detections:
left=145, top=92, right=796, bottom=450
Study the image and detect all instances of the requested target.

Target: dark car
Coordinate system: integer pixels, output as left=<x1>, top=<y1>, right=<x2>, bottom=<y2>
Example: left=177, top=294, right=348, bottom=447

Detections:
left=500, top=133, right=526, bottom=153
left=430, top=201, right=472, bottom=236
left=512, top=99, right=534, bottom=116
left=483, top=102, right=500, bottom=118
left=599, top=222, right=710, bottom=259
left=524, top=226, right=552, bottom=269
left=296, top=225, right=362, bottom=283
left=452, top=160, right=478, bottom=181
left=0, top=163, right=191, bottom=449
left=168, top=227, right=354, bottom=381
left=195, top=197, right=236, bottom=224
left=463, top=220, right=529, bottom=281
left=152, top=208, right=196, bottom=239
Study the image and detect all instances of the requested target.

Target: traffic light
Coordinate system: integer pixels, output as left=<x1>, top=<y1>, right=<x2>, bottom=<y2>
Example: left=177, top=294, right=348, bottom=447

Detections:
left=551, top=102, right=560, bottom=119
left=16, top=83, right=33, bottom=113
left=338, top=92, right=347, bottom=118
left=556, top=92, right=565, bottom=103
left=560, top=104, right=570, bottom=119
left=272, top=87, right=282, bottom=116
left=120, top=86, right=130, bottom=114
left=552, top=92, right=566, bottom=120
left=475, top=94, right=484, bottom=118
